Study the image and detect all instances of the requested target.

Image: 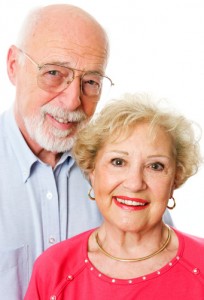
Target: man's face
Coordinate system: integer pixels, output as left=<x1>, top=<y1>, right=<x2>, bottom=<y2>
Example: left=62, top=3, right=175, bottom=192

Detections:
left=8, top=11, right=109, bottom=153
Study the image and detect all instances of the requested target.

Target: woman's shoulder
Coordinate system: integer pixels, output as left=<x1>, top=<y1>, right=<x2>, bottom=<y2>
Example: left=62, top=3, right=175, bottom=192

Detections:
left=174, top=227, right=204, bottom=269
left=28, top=229, right=97, bottom=295
left=35, top=228, right=95, bottom=268
left=174, top=227, right=204, bottom=248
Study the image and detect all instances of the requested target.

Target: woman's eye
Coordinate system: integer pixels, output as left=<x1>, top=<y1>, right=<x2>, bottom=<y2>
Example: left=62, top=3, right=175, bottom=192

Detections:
left=149, top=162, right=164, bottom=171
left=111, top=158, right=125, bottom=166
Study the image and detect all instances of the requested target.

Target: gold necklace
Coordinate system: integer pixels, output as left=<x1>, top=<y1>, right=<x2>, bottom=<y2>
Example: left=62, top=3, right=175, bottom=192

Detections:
left=95, top=225, right=171, bottom=262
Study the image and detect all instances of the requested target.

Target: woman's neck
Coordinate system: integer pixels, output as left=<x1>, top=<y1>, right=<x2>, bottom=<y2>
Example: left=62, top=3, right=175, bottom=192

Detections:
left=88, top=223, right=178, bottom=279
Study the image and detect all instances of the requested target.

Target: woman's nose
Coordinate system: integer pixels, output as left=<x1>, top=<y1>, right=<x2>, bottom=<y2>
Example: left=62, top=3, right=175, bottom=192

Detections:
left=123, top=167, right=147, bottom=191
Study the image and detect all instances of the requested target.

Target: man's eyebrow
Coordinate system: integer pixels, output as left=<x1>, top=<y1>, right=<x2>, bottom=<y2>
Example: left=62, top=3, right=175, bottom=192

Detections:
left=41, top=61, right=103, bottom=74
left=42, top=61, right=72, bottom=66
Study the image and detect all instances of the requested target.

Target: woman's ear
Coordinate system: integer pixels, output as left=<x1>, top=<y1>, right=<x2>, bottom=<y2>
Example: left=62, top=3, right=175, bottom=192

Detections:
left=89, top=169, right=95, bottom=187
left=174, top=165, right=184, bottom=189
left=7, top=45, right=19, bottom=85
left=170, top=187, right=175, bottom=199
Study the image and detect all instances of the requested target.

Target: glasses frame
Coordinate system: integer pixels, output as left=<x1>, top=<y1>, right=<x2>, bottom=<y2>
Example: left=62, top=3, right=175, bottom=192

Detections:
left=18, top=49, right=114, bottom=96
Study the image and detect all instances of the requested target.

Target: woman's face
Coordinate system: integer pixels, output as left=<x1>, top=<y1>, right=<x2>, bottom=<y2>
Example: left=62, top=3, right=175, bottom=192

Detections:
left=89, top=122, right=177, bottom=233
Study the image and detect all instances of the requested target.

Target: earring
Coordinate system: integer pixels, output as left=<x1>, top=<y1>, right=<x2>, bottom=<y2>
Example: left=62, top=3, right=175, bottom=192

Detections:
left=167, top=197, right=176, bottom=210
left=88, top=188, right=95, bottom=201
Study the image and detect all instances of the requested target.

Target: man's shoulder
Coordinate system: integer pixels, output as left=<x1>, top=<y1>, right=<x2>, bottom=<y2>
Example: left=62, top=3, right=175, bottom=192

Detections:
left=0, top=110, right=15, bottom=158
left=0, top=110, right=10, bottom=135
left=0, top=109, right=18, bottom=143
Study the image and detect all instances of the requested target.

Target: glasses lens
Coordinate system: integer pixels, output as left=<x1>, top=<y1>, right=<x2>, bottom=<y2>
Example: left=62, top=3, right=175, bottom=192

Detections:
left=37, top=64, right=113, bottom=98
left=82, top=72, right=113, bottom=98
left=38, top=64, right=73, bottom=93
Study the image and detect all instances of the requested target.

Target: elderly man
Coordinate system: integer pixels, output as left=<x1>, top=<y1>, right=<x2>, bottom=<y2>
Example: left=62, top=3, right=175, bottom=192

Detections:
left=0, top=4, right=112, bottom=299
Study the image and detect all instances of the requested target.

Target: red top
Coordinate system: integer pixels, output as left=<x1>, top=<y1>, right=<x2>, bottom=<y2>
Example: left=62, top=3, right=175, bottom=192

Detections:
left=24, top=228, right=204, bottom=300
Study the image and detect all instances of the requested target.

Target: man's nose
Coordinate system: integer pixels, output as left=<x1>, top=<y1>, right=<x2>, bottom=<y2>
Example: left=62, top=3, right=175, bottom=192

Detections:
left=58, top=77, right=82, bottom=111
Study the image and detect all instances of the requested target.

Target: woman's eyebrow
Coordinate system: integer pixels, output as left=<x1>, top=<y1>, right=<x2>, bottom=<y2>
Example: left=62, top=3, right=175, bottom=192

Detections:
left=108, top=150, right=129, bottom=155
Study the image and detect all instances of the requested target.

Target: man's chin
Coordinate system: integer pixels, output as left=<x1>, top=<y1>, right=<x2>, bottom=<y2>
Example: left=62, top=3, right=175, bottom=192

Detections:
left=24, top=116, right=78, bottom=153
left=37, top=135, right=76, bottom=153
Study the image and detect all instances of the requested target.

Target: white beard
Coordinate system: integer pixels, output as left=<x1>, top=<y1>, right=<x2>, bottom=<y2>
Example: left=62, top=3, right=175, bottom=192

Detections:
left=24, top=103, right=87, bottom=153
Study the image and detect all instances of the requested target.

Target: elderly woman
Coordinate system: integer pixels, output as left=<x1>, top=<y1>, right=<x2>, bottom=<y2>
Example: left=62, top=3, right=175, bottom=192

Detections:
left=25, top=94, right=204, bottom=299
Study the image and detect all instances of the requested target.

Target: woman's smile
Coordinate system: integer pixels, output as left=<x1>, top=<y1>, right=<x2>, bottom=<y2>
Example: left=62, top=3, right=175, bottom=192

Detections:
left=113, top=196, right=149, bottom=211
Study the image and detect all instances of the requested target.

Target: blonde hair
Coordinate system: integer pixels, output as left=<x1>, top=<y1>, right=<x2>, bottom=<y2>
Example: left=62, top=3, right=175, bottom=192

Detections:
left=73, top=93, right=202, bottom=188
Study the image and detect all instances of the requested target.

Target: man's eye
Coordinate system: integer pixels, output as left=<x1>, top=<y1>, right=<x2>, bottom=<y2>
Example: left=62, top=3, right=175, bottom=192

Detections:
left=41, top=69, right=62, bottom=78
left=48, top=70, right=60, bottom=76
left=83, top=73, right=102, bottom=89
left=85, top=80, right=99, bottom=87
left=111, top=158, right=125, bottom=166
left=149, top=162, right=164, bottom=171
left=41, top=64, right=70, bottom=78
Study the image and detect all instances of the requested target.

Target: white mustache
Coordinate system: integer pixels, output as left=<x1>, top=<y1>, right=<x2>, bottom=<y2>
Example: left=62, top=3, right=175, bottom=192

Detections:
left=41, top=103, right=87, bottom=123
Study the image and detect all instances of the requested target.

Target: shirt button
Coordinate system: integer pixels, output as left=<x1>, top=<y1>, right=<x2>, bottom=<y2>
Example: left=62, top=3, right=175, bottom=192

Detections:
left=49, top=236, right=56, bottom=244
left=50, top=296, right=56, bottom=300
left=46, top=192, right=53, bottom=200
left=23, top=170, right=28, bottom=177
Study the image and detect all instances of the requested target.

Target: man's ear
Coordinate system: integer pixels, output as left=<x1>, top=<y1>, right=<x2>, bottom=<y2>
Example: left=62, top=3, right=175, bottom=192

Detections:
left=7, top=45, right=19, bottom=85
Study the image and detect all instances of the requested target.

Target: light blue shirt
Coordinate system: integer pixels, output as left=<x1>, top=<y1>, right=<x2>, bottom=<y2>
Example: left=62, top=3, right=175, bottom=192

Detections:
left=0, top=109, right=103, bottom=300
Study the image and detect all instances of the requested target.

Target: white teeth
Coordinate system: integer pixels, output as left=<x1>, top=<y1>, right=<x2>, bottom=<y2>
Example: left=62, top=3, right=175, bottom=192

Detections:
left=116, top=198, right=146, bottom=206
left=54, top=117, right=69, bottom=124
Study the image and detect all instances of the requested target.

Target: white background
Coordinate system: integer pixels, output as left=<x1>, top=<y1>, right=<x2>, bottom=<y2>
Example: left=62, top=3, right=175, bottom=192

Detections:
left=1, top=0, right=204, bottom=236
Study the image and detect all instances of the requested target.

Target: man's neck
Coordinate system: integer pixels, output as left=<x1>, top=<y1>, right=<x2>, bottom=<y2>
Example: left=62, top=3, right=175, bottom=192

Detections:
left=37, top=149, right=62, bottom=168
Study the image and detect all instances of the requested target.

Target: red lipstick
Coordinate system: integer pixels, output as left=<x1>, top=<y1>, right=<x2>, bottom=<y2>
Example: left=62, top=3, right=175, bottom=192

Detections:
left=113, top=196, right=149, bottom=211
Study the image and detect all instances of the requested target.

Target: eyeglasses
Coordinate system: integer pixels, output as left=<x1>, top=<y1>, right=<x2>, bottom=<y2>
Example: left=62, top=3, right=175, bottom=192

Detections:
left=19, top=49, right=114, bottom=98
